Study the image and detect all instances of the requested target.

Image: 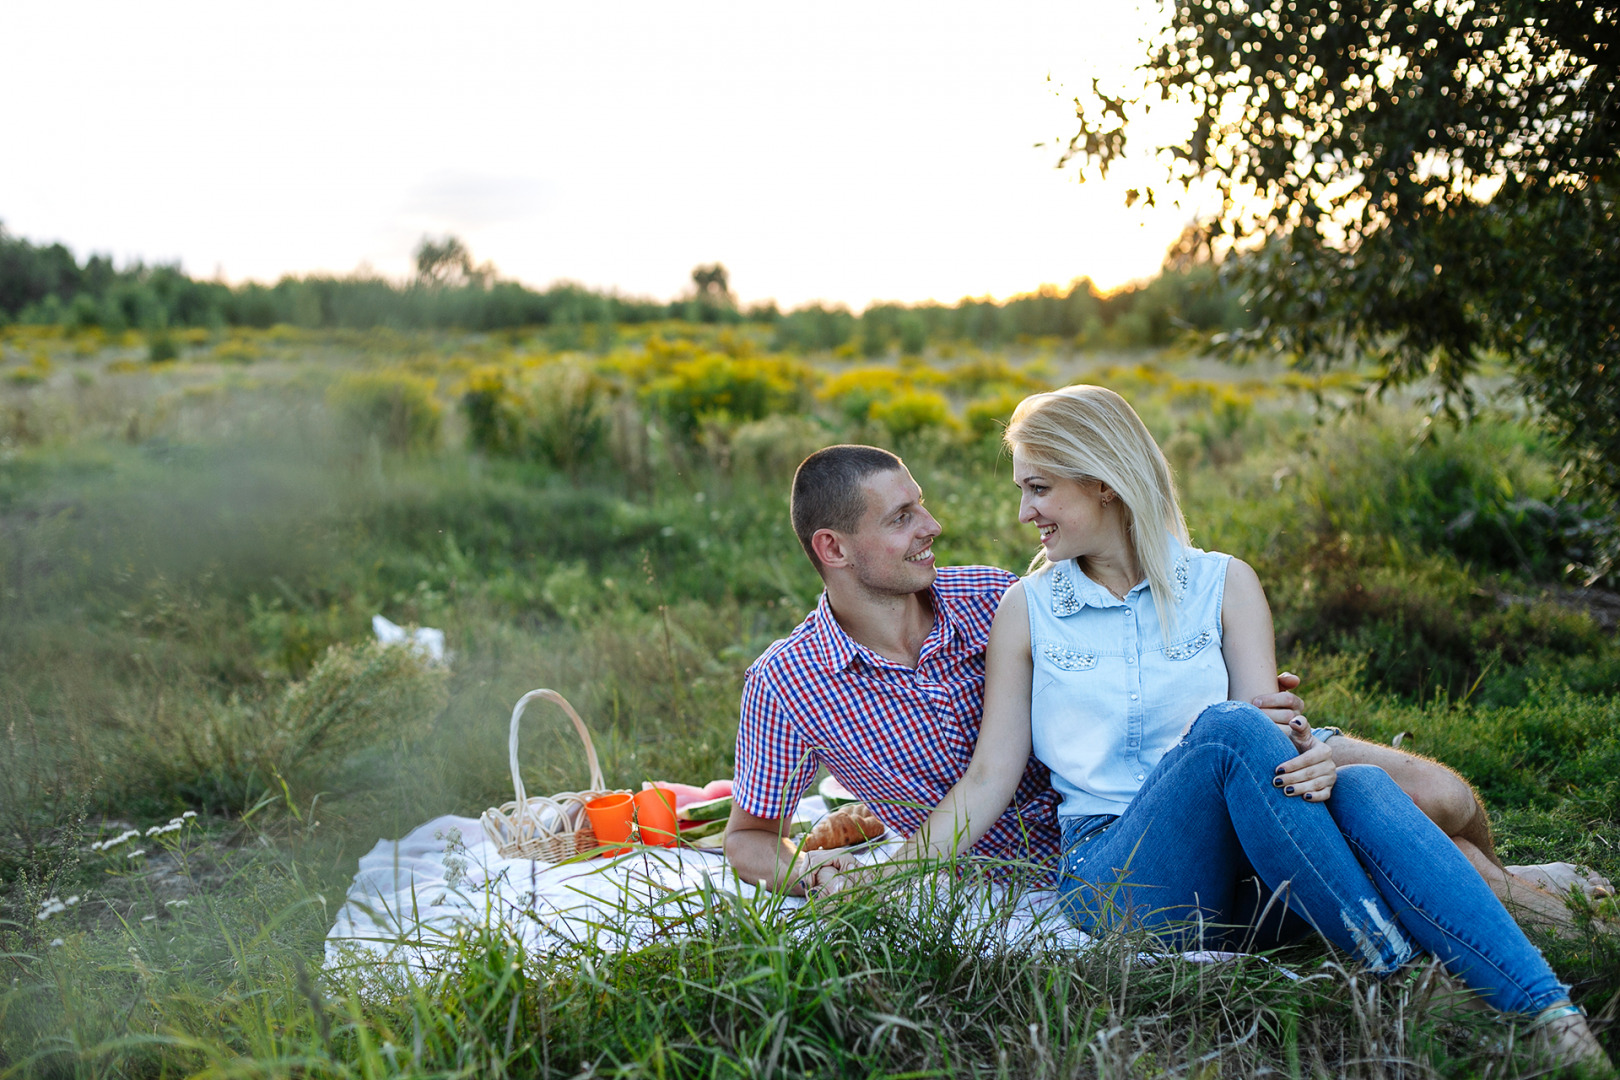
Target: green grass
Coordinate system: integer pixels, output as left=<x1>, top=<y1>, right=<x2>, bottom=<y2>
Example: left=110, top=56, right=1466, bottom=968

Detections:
left=1, top=324, right=1616, bottom=1076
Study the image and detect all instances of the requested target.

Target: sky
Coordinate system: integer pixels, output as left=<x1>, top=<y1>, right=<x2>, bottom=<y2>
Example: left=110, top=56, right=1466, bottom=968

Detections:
left=1, top=1, right=1205, bottom=311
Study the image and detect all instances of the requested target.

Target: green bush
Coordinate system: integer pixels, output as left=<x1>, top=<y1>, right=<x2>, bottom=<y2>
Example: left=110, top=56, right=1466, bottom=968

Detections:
left=644, top=352, right=812, bottom=435
left=964, top=389, right=1024, bottom=440
left=147, top=332, right=179, bottom=363
left=460, top=366, right=524, bottom=457
left=327, top=370, right=442, bottom=454
left=521, top=361, right=610, bottom=471
left=870, top=390, right=955, bottom=441
left=1307, top=419, right=1612, bottom=582
left=730, top=414, right=830, bottom=481
left=273, top=639, right=449, bottom=770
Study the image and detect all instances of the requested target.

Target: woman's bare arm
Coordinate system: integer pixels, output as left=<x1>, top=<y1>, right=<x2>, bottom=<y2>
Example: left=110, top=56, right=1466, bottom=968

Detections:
left=901, top=581, right=1037, bottom=858
left=1220, top=559, right=1279, bottom=703
left=1221, top=558, right=1336, bottom=801
left=821, top=583, right=1035, bottom=892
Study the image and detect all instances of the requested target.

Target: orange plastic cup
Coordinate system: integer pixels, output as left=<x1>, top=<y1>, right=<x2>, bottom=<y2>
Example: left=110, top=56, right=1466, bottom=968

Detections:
left=634, top=786, right=678, bottom=848
left=584, top=792, right=634, bottom=856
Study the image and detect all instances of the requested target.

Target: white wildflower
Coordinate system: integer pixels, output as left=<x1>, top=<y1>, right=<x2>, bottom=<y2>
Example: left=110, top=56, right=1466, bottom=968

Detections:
left=127, top=849, right=146, bottom=859
left=95, top=829, right=139, bottom=852
left=164, top=899, right=189, bottom=907
left=182, top=811, right=197, bottom=819
left=141, top=914, right=157, bottom=922
left=65, top=895, right=79, bottom=906
left=49, top=939, right=64, bottom=948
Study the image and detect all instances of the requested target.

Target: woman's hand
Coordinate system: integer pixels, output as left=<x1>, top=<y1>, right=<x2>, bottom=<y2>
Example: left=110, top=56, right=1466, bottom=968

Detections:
left=1273, top=717, right=1336, bottom=802
left=797, top=851, right=861, bottom=895
left=807, top=861, right=856, bottom=898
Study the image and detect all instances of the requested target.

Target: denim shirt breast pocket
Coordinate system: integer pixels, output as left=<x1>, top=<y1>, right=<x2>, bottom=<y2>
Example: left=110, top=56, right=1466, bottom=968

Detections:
left=1161, top=624, right=1218, bottom=662
left=1030, top=636, right=1101, bottom=701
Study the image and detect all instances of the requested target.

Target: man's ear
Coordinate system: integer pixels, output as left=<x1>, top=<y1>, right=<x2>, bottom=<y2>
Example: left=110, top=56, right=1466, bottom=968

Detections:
left=810, top=528, right=851, bottom=569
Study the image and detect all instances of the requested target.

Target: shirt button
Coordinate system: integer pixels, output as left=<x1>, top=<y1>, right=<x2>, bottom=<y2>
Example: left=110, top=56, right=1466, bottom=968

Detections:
left=1136, top=773, right=1146, bottom=782
left=1127, top=654, right=1136, bottom=664
left=1129, top=693, right=1138, bottom=700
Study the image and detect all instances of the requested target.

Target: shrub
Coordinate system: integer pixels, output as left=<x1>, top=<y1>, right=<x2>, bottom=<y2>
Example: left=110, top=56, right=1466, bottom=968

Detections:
left=211, top=337, right=262, bottom=364
left=147, top=332, right=179, bottom=364
left=897, top=314, right=927, bottom=356
left=460, top=366, right=524, bottom=456
left=964, top=389, right=1024, bottom=440
left=730, top=414, right=830, bottom=481
left=1306, top=418, right=1613, bottom=582
left=327, top=370, right=442, bottom=454
left=818, top=366, right=907, bottom=425
left=870, top=390, right=955, bottom=441
left=272, top=639, right=450, bottom=770
left=644, top=352, right=812, bottom=435
left=520, top=361, right=610, bottom=471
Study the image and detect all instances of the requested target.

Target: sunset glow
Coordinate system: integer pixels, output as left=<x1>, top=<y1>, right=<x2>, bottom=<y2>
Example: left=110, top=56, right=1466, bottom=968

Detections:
left=1, top=0, right=1205, bottom=309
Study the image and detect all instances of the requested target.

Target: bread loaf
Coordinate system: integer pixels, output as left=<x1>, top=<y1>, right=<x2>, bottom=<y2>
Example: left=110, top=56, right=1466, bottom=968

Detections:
left=802, top=802, right=886, bottom=851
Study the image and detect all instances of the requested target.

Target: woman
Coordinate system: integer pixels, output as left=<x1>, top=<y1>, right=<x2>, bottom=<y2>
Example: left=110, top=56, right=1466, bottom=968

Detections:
left=824, top=385, right=1607, bottom=1067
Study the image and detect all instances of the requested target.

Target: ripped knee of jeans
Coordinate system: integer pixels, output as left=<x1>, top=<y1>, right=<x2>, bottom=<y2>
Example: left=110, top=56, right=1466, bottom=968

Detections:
left=1180, top=700, right=1275, bottom=749
left=1341, top=898, right=1417, bottom=976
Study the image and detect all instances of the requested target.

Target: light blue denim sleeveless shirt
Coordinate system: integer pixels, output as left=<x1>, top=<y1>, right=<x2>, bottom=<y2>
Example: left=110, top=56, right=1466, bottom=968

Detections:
left=1024, top=540, right=1232, bottom=820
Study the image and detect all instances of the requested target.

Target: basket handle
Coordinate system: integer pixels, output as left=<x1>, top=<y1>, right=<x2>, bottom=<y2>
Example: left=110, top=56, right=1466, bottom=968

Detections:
left=507, top=689, right=606, bottom=812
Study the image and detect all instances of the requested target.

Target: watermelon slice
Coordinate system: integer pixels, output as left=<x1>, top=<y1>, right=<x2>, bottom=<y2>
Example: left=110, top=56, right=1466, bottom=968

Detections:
left=819, top=775, right=859, bottom=810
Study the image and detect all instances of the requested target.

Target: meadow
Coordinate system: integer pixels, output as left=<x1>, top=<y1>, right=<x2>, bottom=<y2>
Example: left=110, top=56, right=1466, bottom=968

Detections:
left=1, top=320, right=1617, bottom=1078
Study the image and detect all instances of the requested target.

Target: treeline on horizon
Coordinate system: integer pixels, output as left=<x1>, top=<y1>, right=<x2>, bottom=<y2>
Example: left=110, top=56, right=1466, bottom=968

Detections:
left=0, top=223, right=1247, bottom=353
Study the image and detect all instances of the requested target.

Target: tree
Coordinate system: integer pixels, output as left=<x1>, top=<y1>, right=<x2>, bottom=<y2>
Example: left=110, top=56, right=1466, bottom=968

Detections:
left=413, top=235, right=493, bottom=287
left=690, top=263, right=733, bottom=305
left=1064, top=1, right=1620, bottom=522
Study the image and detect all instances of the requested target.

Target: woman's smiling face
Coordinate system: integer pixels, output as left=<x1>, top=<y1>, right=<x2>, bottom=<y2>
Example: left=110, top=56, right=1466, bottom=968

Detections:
left=1012, top=451, right=1112, bottom=564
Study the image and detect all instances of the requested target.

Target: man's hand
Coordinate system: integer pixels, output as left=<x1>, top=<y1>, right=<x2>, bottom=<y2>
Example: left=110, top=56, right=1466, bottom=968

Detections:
left=1251, top=670, right=1304, bottom=726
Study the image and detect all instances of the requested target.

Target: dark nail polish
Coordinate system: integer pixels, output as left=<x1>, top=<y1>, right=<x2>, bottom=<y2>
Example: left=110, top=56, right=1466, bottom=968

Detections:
left=1275, top=765, right=1285, bottom=775
left=1303, top=793, right=1312, bottom=801
left=1285, top=786, right=1295, bottom=795
left=1272, top=777, right=1283, bottom=788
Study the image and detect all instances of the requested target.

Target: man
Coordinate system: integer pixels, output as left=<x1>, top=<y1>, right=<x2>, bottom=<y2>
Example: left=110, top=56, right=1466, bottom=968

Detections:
left=723, top=445, right=1610, bottom=926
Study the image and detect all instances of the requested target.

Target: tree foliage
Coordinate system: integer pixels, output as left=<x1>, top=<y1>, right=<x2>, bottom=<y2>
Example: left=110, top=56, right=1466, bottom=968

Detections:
left=1066, top=0, right=1620, bottom=507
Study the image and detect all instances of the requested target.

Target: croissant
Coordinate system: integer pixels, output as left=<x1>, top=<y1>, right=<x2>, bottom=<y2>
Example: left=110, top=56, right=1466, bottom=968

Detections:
left=802, top=802, right=886, bottom=851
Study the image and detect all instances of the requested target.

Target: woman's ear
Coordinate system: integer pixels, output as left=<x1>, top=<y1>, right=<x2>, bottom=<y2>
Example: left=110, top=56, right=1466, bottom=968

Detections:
left=1098, top=482, right=1117, bottom=506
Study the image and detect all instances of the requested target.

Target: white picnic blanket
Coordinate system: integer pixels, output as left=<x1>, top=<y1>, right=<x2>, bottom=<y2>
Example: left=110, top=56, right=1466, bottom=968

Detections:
left=324, top=796, right=1092, bottom=973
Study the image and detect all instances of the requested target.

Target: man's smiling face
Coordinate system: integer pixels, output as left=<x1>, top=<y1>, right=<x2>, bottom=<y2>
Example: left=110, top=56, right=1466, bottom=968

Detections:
left=842, top=467, right=942, bottom=597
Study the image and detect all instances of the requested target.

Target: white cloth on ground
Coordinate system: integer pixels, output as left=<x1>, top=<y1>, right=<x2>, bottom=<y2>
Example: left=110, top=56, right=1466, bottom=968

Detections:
left=324, top=797, right=1279, bottom=977
left=324, top=796, right=1089, bottom=973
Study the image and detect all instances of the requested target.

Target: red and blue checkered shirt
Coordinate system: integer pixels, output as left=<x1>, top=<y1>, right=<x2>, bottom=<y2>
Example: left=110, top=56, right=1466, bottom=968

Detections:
left=733, top=564, right=1062, bottom=872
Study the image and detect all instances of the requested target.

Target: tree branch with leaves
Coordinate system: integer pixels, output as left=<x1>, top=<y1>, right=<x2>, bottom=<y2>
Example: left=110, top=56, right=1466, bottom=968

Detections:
left=1066, top=0, right=1619, bottom=558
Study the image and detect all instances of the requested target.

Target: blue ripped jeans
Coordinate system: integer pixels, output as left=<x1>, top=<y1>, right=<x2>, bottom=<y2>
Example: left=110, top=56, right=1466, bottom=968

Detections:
left=1056, top=701, right=1568, bottom=1015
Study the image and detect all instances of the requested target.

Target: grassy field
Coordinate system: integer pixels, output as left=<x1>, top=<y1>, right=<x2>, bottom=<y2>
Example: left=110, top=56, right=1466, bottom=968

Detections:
left=1, top=321, right=1617, bottom=1077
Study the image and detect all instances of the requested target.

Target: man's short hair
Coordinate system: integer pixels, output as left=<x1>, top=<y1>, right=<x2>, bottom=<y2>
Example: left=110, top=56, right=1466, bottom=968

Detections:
left=791, top=445, right=904, bottom=571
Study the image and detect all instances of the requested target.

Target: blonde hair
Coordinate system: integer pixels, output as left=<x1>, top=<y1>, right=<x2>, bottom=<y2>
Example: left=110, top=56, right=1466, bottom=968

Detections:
left=1005, top=385, right=1189, bottom=631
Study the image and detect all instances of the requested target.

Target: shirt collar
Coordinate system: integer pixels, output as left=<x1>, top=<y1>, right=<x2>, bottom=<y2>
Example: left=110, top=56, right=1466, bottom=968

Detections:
left=1049, top=536, right=1191, bottom=617
left=810, top=581, right=953, bottom=672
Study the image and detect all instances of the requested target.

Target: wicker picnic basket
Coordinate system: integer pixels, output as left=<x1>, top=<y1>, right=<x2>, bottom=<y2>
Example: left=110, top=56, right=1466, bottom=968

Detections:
left=480, top=689, right=625, bottom=861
